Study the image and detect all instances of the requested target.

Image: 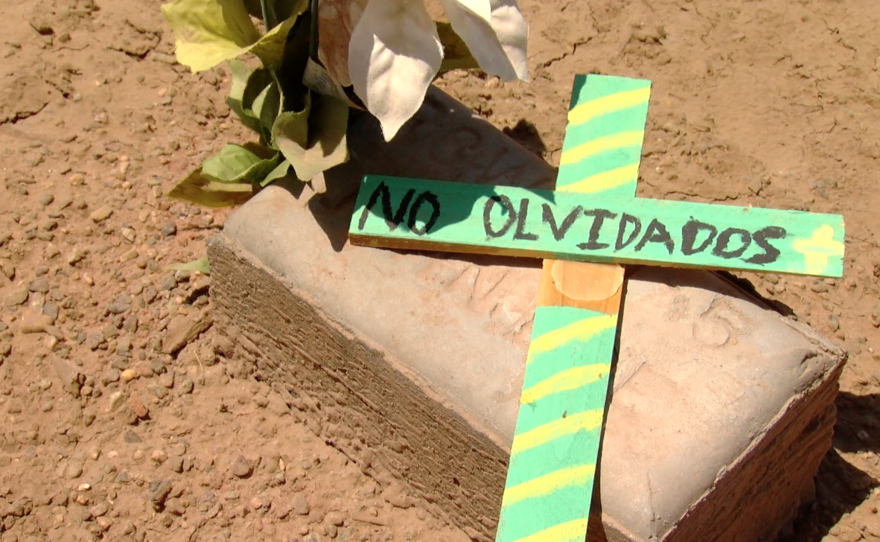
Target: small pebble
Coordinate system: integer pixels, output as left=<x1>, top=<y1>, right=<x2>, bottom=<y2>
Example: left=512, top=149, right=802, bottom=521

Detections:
left=167, top=456, right=184, bottom=473
left=828, top=314, right=841, bottom=332
left=20, top=312, right=53, bottom=333
left=121, top=369, right=138, bottom=382
left=231, top=455, right=252, bottom=478
left=27, top=278, right=50, bottom=293
left=151, top=449, right=168, bottom=464
left=101, top=369, right=120, bottom=385
left=292, top=493, right=310, bottom=516
left=66, top=462, right=84, bottom=479
left=89, top=206, right=113, bottom=223
left=178, top=378, right=194, bottom=394
left=4, top=287, right=28, bottom=307
left=67, top=248, right=88, bottom=266
left=108, top=391, right=125, bottom=411
left=158, top=373, right=174, bottom=389
left=89, top=501, right=110, bottom=518
left=325, top=511, right=345, bottom=526
left=128, top=397, right=149, bottom=419
left=42, top=303, right=59, bottom=321
left=39, top=193, right=55, bottom=206
left=123, top=316, right=138, bottom=333
left=119, top=249, right=138, bottom=263
left=108, top=296, right=131, bottom=314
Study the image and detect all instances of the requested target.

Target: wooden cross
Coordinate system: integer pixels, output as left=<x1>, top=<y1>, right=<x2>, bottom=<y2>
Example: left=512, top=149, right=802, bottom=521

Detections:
left=347, top=75, right=844, bottom=542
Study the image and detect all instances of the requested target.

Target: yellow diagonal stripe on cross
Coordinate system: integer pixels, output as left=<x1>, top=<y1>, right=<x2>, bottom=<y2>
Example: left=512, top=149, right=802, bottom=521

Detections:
left=510, top=409, right=604, bottom=456
left=521, top=365, right=610, bottom=405
left=511, top=519, right=588, bottom=542
left=568, top=87, right=651, bottom=126
left=501, top=464, right=596, bottom=508
left=560, top=131, right=645, bottom=165
left=495, top=75, right=652, bottom=542
left=791, top=224, right=845, bottom=275
left=527, top=314, right=617, bottom=360
left=556, top=163, right=641, bottom=194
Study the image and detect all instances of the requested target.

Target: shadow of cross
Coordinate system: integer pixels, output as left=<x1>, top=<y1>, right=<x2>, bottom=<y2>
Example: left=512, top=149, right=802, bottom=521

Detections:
left=347, top=74, right=845, bottom=542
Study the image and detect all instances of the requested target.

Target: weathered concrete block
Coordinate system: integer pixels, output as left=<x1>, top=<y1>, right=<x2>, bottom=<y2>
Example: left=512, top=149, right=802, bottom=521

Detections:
left=208, top=88, right=845, bottom=542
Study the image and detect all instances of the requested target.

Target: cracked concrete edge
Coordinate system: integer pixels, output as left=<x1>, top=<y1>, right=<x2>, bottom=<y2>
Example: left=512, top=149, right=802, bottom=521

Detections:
left=652, top=280, right=848, bottom=541
left=664, top=357, right=844, bottom=541
left=207, top=233, right=514, bottom=540
left=206, top=232, right=512, bottom=451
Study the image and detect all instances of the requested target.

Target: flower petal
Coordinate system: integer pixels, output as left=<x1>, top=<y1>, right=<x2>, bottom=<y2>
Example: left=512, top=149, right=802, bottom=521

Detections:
left=440, top=0, right=529, bottom=82
left=317, top=0, right=369, bottom=87
left=348, top=0, right=443, bottom=140
left=451, top=0, right=491, bottom=23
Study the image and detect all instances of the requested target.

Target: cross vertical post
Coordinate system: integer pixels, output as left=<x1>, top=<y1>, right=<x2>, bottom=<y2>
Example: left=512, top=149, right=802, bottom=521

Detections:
left=494, top=75, right=651, bottom=542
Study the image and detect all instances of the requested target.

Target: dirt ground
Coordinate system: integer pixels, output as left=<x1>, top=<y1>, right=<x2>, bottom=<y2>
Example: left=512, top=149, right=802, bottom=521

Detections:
left=0, top=0, right=878, bottom=540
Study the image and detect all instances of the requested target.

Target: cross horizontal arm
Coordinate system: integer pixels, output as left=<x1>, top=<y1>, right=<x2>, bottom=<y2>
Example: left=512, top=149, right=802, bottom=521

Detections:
left=349, top=176, right=845, bottom=278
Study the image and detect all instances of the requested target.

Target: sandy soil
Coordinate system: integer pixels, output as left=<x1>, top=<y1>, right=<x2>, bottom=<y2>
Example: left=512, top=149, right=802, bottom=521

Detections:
left=0, top=0, right=878, bottom=540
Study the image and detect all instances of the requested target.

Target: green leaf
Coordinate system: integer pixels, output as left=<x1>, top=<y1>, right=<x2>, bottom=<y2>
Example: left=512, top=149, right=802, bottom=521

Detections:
left=226, top=60, right=266, bottom=137
left=272, top=92, right=311, bottom=157
left=166, top=257, right=211, bottom=275
left=273, top=0, right=307, bottom=27
left=250, top=76, right=282, bottom=131
left=275, top=10, right=312, bottom=112
left=222, top=11, right=311, bottom=147
left=272, top=93, right=350, bottom=182
left=247, top=0, right=309, bottom=64
left=161, top=0, right=260, bottom=72
left=228, top=59, right=250, bottom=100
left=234, top=67, right=279, bottom=142
left=202, top=143, right=263, bottom=181
left=245, top=0, right=302, bottom=23
left=161, top=0, right=309, bottom=72
left=436, top=21, right=480, bottom=75
left=260, top=159, right=292, bottom=187
left=167, top=168, right=254, bottom=208
left=202, top=143, right=284, bottom=184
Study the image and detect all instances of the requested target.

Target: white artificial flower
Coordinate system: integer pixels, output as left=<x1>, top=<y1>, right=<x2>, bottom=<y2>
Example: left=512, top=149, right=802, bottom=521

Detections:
left=319, top=0, right=529, bottom=141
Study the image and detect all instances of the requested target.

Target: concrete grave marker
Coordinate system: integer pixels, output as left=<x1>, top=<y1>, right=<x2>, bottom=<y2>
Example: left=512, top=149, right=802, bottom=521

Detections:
left=211, top=81, right=846, bottom=542
left=347, top=74, right=846, bottom=542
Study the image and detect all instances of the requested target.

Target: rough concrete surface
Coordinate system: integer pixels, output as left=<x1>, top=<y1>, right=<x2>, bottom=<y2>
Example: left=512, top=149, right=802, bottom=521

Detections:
left=209, top=88, right=846, bottom=542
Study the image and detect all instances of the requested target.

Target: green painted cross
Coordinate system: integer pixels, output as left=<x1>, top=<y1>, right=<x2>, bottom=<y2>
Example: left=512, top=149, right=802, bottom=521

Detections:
left=348, top=75, right=845, bottom=542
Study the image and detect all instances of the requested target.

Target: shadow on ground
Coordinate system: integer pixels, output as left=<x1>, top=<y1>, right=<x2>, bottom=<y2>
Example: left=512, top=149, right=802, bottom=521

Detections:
left=779, top=392, right=880, bottom=541
left=503, top=119, right=547, bottom=158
